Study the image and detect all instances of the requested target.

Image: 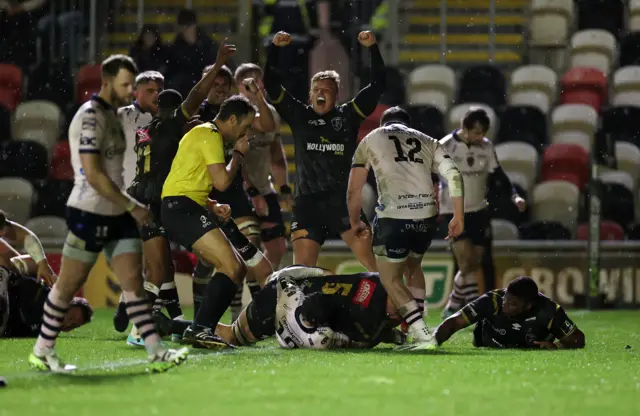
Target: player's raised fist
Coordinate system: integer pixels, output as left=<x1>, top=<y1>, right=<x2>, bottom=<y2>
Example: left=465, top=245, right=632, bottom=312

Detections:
left=234, top=136, right=250, bottom=156
left=358, top=31, right=377, bottom=47
left=272, top=31, right=292, bottom=47
left=216, top=38, right=236, bottom=62
left=243, top=78, right=260, bottom=94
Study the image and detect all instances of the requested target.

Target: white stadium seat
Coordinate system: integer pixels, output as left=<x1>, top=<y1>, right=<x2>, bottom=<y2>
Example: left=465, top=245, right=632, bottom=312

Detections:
left=629, top=0, right=640, bottom=32
left=530, top=0, right=574, bottom=47
left=570, top=29, right=617, bottom=75
left=491, top=219, right=520, bottom=241
left=0, top=177, right=35, bottom=224
left=495, top=142, right=539, bottom=193
left=599, top=170, right=635, bottom=194
left=614, top=141, right=640, bottom=189
left=447, top=103, right=498, bottom=141
left=407, top=65, right=456, bottom=114
left=25, top=216, right=68, bottom=239
left=532, top=180, right=580, bottom=234
left=612, top=66, right=640, bottom=108
left=509, top=65, right=557, bottom=114
left=12, top=100, right=63, bottom=155
left=505, top=171, right=529, bottom=195
left=550, top=104, right=598, bottom=152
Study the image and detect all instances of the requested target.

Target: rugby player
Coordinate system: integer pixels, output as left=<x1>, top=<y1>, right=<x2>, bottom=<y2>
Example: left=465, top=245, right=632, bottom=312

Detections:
left=264, top=30, right=385, bottom=270
left=154, top=265, right=406, bottom=349
left=122, top=41, right=236, bottom=346
left=161, top=94, right=272, bottom=348
left=434, top=276, right=586, bottom=349
left=198, top=64, right=233, bottom=122
left=439, top=109, right=526, bottom=318
left=347, top=107, right=464, bottom=350
left=29, top=55, right=188, bottom=373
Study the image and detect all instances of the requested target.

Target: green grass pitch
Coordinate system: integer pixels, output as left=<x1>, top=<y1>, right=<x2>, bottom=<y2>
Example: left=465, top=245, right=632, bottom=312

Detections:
left=1, top=309, right=638, bottom=416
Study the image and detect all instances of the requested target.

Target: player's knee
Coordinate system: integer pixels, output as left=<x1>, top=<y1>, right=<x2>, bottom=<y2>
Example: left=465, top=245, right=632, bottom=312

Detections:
left=218, top=255, right=245, bottom=283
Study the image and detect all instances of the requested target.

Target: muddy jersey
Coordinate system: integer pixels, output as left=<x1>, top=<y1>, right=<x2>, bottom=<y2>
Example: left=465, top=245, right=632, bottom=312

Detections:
left=118, top=103, right=153, bottom=189
left=67, top=95, right=128, bottom=216
left=439, top=131, right=498, bottom=214
left=243, top=104, right=281, bottom=195
left=353, top=123, right=451, bottom=219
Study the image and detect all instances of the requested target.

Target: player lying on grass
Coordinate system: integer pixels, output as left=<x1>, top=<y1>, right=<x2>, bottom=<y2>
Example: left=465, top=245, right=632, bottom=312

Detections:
left=154, top=265, right=406, bottom=349
left=434, top=276, right=586, bottom=349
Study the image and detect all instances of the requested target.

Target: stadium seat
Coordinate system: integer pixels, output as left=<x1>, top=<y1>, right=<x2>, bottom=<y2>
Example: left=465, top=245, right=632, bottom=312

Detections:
left=457, top=65, right=506, bottom=109
left=495, top=142, right=539, bottom=193
left=540, top=143, right=590, bottom=190
left=569, top=30, right=617, bottom=75
left=531, top=180, right=580, bottom=234
left=508, top=65, right=557, bottom=114
left=614, top=141, right=640, bottom=189
left=612, top=66, right=640, bottom=107
left=529, top=0, right=574, bottom=47
left=76, top=64, right=101, bottom=103
left=49, top=140, right=73, bottom=180
left=491, top=219, right=520, bottom=241
left=25, top=216, right=68, bottom=239
left=12, top=100, right=62, bottom=154
left=0, top=140, right=49, bottom=180
left=600, top=170, right=635, bottom=194
left=504, top=171, right=528, bottom=194
left=447, top=103, right=498, bottom=141
left=0, top=177, right=35, bottom=224
left=560, top=67, right=607, bottom=111
left=0, top=63, right=23, bottom=111
left=601, top=182, right=636, bottom=227
left=576, top=220, right=625, bottom=240
left=357, top=104, right=390, bottom=141
left=626, top=222, right=640, bottom=239
left=0, top=105, right=10, bottom=142
left=404, top=105, right=445, bottom=139
left=550, top=104, right=598, bottom=152
left=407, top=65, right=456, bottom=114
left=520, top=221, right=572, bottom=240
left=33, top=180, right=73, bottom=218
left=496, top=105, right=548, bottom=151
left=619, top=32, right=640, bottom=68
left=576, top=0, right=625, bottom=39
left=601, top=106, right=640, bottom=148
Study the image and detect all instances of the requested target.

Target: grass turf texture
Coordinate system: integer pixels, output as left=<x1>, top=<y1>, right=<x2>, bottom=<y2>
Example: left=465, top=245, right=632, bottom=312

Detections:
left=1, top=309, right=638, bottom=416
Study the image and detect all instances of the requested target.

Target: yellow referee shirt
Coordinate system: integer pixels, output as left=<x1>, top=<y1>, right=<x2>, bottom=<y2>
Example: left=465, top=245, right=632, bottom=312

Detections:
left=161, top=123, right=226, bottom=206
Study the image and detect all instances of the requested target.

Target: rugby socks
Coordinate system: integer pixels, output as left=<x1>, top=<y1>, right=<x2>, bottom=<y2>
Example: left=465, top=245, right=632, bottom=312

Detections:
left=122, top=292, right=162, bottom=354
left=143, top=281, right=160, bottom=306
left=445, top=271, right=479, bottom=311
left=230, top=284, right=243, bottom=323
left=247, top=280, right=261, bottom=300
left=399, top=300, right=430, bottom=340
left=408, top=287, right=427, bottom=317
left=34, top=286, right=70, bottom=352
left=160, top=282, right=184, bottom=319
left=193, top=272, right=238, bottom=330
left=192, top=260, right=214, bottom=317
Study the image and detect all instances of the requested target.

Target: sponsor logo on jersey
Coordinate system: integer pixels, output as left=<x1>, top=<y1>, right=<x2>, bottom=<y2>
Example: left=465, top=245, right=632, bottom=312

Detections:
left=308, top=119, right=326, bottom=126
left=306, top=142, right=345, bottom=155
left=137, top=127, right=151, bottom=144
left=331, top=117, right=343, bottom=131
left=352, top=278, right=376, bottom=308
left=512, top=323, right=521, bottom=331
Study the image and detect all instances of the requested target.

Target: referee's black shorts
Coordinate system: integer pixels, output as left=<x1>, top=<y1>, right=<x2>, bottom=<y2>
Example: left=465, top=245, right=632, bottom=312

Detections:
left=161, top=196, right=219, bottom=251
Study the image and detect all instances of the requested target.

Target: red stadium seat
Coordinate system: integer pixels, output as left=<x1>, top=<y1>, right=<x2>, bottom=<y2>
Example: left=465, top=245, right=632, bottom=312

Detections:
left=0, top=63, right=23, bottom=111
left=560, top=67, right=607, bottom=112
left=540, top=143, right=590, bottom=190
left=49, top=140, right=73, bottom=180
left=576, top=221, right=625, bottom=240
left=357, top=104, right=390, bottom=142
left=76, top=64, right=101, bottom=103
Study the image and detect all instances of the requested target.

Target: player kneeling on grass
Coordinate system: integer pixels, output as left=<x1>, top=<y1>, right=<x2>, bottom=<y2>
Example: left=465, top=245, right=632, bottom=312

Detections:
left=434, top=276, right=586, bottom=349
left=153, top=265, right=406, bottom=349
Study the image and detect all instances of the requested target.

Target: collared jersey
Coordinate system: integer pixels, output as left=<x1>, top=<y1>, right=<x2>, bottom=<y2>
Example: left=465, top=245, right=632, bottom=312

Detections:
left=118, top=103, right=153, bottom=188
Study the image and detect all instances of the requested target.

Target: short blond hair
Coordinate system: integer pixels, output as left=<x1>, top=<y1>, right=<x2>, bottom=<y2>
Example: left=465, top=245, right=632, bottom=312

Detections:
left=311, top=70, right=340, bottom=90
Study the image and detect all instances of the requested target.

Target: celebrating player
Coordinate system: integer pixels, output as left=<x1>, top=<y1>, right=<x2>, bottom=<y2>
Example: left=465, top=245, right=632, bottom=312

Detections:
left=434, top=276, right=586, bottom=349
left=347, top=107, right=464, bottom=350
left=439, top=109, right=526, bottom=318
left=29, top=55, right=188, bottom=373
left=198, top=64, right=233, bottom=122
left=264, top=30, right=385, bottom=270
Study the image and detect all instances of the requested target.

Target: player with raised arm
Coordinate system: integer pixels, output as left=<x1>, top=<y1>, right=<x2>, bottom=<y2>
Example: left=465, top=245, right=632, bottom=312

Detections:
left=439, top=109, right=526, bottom=318
left=346, top=107, right=464, bottom=350
left=264, top=30, right=385, bottom=270
left=434, top=276, right=586, bottom=349
left=29, top=55, right=188, bottom=372
left=198, top=64, right=233, bottom=122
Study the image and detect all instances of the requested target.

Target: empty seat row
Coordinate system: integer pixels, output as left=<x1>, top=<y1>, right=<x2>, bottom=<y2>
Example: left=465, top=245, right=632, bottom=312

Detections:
left=0, top=178, right=72, bottom=223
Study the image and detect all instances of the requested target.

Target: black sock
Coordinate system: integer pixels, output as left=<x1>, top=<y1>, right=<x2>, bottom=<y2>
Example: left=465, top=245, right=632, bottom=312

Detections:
left=145, top=289, right=158, bottom=305
left=193, top=272, right=238, bottom=329
left=192, top=260, right=213, bottom=318
left=160, top=282, right=183, bottom=319
left=247, top=280, right=261, bottom=300
left=171, top=318, right=192, bottom=335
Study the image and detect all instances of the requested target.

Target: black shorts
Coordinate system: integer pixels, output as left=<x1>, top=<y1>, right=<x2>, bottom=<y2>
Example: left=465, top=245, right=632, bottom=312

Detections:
left=139, top=202, right=166, bottom=242
left=245, top=279, right=278, bottom=341
left=209, top=185, right=256, bottom=220
left=66, top=207, right=140, bottom=252
left=258, top=192, right=286, bottom=242
left=372, top=216, right=437, bottom=261
left=442, top=208, right=491, bottom=246
left=291, top=191, right=351, bottom=245
left=161, top=196, right=219, bottom=251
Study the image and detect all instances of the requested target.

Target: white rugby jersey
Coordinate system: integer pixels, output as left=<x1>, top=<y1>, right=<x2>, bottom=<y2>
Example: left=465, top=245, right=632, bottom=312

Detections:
left=244, top=104, right=281, bottom=195
left=118, top=103, right=153, bottom=188
left=352, top=123, right=458, bottom=220
left=275, top=274, right=349, bottom=349
left=438, top=131, right=499, bottom=214
left=67, top=96, right=128, bottom=216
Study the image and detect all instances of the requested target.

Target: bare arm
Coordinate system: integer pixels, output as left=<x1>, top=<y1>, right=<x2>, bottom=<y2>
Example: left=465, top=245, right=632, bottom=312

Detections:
left=270, top=135, right=288, bottom=189
left=5, top=221, right=47, bottom=266
left=207, top=152, right=244, bottom=192
left=346, top=166, right=369, bottom=228
left=434, top=312, right=473, bottom=346
left=250, top=90, right=277, bottom=133
left=433, top=143, right=464, bottom=218
left=81, top=154, right=137, bottom=211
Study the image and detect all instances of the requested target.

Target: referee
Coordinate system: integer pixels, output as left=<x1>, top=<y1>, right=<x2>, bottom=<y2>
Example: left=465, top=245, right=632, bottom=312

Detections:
left=264, top=30, right=386, bottom=269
